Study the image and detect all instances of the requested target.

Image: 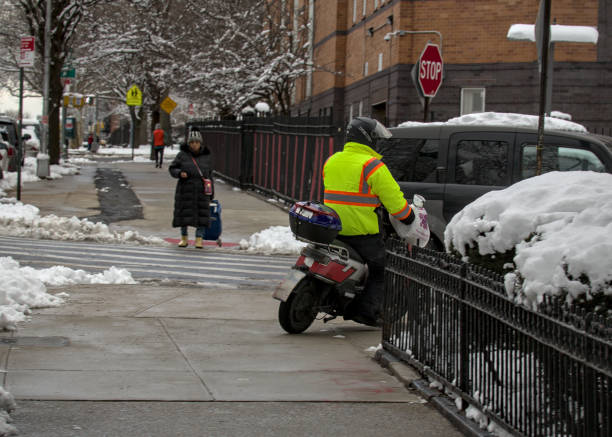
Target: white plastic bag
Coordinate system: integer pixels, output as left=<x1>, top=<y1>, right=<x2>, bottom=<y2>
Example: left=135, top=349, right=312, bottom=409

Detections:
left=389, top=194, right=430, bottom=247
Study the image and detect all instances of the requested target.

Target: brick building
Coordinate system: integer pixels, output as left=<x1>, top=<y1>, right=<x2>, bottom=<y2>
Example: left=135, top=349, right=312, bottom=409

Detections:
left=291, top=0, right=611, bottom=131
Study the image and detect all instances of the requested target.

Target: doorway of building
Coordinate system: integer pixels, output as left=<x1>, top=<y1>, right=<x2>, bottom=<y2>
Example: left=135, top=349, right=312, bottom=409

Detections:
left=371, top=102, right=387, bottom=125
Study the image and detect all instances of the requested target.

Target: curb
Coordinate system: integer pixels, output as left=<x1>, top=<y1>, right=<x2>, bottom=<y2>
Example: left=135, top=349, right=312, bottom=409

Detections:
left=375, top=349, right=493, bottom=437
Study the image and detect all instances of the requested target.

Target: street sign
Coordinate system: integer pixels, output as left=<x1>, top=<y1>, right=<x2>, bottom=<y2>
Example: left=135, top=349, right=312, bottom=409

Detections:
left=60, top=68, right=76, bottom=78
left=160, top=96, right=177, bottom=114
left=417, top=43, right=444, bottom=98
left=19, top=36, right=35, bottom=68
left=126, top=85, right=143, bottom=106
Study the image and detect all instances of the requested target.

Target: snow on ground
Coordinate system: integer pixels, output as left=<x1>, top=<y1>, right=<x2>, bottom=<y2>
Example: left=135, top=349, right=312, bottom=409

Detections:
left=398, top=111, right=587, bottom=132
left=0, top=198, right=166, bottom=245
left=0, top=156, right=80, bottom=197
left=0, top=257, right=135, bottom=331
left=444, top=171, right=612, bottom=309
left=239, top=225, right=306, bottom=255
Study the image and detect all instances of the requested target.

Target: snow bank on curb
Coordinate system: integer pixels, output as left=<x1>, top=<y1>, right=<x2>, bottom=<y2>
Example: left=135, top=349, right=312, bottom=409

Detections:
left=239, top=226, right=306, bottom=255
left=445, top=171, right=612, bottom=308
left=0, top=257, right=136, bottom=331
left=0, top=386, right=17, bottom=436
left=0, top=199, right=167, bottom=245
left=0, top=157, right=81, bottom=197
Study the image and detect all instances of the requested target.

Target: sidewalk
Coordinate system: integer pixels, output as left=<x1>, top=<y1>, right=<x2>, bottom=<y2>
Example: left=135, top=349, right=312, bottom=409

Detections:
left=2, top=159, right=463, bottom=436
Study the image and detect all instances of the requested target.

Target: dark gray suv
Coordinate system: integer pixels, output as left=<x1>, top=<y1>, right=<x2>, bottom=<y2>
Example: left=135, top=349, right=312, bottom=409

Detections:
left=382, top=124, right=612, bottom=250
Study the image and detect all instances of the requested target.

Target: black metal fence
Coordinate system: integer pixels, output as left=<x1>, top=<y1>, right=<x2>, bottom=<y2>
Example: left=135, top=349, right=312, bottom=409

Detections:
left=383, top=238, right=611, bottom=437
left=187, top=117, right=344, bottom=202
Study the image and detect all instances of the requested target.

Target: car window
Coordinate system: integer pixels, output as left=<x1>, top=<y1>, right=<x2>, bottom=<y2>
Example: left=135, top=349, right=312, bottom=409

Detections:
left=521, top=144, right=605, bottom=179
left=378, top=138, right=439, bottom=182
left=454, top=139, right=509, bottom=186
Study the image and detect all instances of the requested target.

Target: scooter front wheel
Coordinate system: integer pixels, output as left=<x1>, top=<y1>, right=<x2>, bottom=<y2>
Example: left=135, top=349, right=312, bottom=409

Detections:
left=278, top=278, right=318, bottom=334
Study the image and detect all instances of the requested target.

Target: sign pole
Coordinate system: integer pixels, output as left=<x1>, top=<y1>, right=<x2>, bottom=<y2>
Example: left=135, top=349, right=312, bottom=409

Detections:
left=17, top=67, right=24, bottom=201
left=536, top=0, right=551, bottom=176
left=130, top=107, right=136, bottom=161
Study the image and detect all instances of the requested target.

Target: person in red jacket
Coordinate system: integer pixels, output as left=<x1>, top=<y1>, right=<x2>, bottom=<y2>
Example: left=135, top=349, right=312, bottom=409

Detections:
left=151, top=124, right=167, bottom=168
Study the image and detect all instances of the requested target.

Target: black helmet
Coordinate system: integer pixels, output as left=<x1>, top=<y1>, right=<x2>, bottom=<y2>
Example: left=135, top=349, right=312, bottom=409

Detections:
left=345, top=117, right=392, bottom=150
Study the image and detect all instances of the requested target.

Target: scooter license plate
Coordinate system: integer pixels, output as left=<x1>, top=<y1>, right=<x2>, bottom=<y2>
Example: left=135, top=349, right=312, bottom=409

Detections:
left=273, top=269, right=306, bottom=302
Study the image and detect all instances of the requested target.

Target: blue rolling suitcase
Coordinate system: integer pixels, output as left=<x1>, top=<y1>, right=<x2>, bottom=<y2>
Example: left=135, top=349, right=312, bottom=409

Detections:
left=204, top=200, right=222, bottom=243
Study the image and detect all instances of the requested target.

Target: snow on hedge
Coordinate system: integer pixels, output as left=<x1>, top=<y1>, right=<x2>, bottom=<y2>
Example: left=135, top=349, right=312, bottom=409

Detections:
left=444, top=171, right=612, bottom=309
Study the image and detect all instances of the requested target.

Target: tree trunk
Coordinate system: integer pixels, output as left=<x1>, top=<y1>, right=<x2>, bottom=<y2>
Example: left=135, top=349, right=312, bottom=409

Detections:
left=48, top=62, right=64, bottom=164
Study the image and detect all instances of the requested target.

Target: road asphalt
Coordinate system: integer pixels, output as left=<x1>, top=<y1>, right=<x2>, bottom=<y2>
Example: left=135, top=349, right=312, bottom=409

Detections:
left=1, top=156, right=464, bottom=436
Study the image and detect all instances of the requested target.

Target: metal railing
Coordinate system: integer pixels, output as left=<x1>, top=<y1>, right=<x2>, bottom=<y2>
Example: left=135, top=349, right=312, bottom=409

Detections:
left=187, top=116, right=344, bottom=202
left=383, top=238, right=611, bottom=437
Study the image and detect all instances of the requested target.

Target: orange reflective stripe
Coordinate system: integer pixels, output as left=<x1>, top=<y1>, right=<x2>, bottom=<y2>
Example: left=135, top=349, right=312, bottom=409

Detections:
left=361, top=157, right=383, bottom=194
left=324, top=191, right=381, bottom=206
left=391, top=202, right=413, bottom=221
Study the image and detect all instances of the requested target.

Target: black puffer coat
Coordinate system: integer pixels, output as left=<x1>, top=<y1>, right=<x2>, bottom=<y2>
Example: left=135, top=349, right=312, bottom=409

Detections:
left=168, top=143, right=214, bottom=228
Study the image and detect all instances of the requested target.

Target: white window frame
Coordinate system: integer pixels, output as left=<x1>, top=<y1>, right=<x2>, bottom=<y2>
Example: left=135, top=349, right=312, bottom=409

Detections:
left=378, top=53, right=383, bottom=71
left=364, top=61, right=369, bottom=76
left=349, top=103, right=354, bottom=120
left=363, top=0, right=367, bottom=16
left=460, top=88, right=486, bottom=115
left=374, top=0, right=378, bottom=9
left=358, top=100, right=364, bottom=116
left=353, top=0, right=357, bottom=23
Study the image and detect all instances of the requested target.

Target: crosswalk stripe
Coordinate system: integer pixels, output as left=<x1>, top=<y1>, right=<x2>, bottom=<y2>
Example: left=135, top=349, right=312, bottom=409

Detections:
left=0, top=236, right=295, bottom=285
left=0, top=244, right=288, bottom=273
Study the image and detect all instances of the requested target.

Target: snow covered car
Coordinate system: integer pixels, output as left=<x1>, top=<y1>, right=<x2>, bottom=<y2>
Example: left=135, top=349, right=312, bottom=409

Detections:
left=22, top=128, right=39, bottom=157
left=383, top=113, right=612, bottom=250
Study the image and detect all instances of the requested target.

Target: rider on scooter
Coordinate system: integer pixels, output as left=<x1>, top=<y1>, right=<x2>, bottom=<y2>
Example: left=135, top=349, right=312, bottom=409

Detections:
left=323, top=117, right=415, bottom=326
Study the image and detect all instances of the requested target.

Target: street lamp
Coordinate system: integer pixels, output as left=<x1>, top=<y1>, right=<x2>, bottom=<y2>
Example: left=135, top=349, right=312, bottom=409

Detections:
left=384, top=30, right=443, bottom=54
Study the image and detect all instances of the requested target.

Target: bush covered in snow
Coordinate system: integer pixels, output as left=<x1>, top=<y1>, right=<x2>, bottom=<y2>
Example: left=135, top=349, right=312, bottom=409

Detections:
left=444, top=171, right=612, bottom=315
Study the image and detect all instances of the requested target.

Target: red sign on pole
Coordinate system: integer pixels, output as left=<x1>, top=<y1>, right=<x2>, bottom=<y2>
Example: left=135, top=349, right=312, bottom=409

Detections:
left=19, top=36, right=35, bottom=68
left=417, top=43, right=444, bottom=98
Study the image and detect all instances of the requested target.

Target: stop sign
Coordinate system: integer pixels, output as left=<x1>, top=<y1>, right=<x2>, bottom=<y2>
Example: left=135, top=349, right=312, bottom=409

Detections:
left=418, top=43, right=444, bottom=98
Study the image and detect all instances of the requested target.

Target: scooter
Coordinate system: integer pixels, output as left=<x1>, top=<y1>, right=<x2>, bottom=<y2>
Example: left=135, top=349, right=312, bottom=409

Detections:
left=273, top=196, right=429, bottom=334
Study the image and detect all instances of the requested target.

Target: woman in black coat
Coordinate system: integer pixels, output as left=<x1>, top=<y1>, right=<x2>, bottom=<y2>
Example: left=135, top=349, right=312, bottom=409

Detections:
left=168, top=129, right=214, bottom=248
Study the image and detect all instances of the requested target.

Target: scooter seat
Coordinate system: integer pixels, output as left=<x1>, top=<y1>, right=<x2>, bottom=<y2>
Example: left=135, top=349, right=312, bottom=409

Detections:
left=329, top=239, right=364, bottom=263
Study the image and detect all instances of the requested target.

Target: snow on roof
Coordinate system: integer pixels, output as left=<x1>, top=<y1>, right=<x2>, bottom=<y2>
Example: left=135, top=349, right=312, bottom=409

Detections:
left=398, top=112, right=587, bottom=133
left=444, top=171, right=612, bottom=309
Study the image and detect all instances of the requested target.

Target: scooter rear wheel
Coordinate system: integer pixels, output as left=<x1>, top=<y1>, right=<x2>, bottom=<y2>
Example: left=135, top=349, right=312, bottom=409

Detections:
left=278, top=278, right=318, bottom=334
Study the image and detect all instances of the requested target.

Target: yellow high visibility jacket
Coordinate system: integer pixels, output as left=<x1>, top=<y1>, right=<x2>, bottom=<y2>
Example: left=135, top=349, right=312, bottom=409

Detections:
left=323, top=141, right=412, bottom=236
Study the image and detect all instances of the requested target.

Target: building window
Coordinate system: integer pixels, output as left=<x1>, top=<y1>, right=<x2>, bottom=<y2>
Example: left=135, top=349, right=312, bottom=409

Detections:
left=460, top=88, right=486, bottom=115
left=359, top=100, right=363, bottom=116
left=353, top=0, right=357, bottom=23
left=374, top=0, right=378, bottom=8
left=364, top=61, right=368, bottom=76
left=363, top=0, right=367, bottom=16
left=378, top=53, right=383, bottom=72
left=349, top=103, right=354, bottom=120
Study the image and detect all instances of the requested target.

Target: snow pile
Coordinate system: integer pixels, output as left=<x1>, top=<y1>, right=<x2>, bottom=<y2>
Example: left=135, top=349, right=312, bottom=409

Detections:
left=0, top=199, right=166, bottom=245
left=0, top=257, right=136, bottom=331
left=398, top=111, right=587, bottom=133
left=0, top=157, right=80, bottom=197
left=0, top=386, right=17, bottom=436
left=445, top=171, right=612, bottom=309
left=239, top=226, right=306, bottom=255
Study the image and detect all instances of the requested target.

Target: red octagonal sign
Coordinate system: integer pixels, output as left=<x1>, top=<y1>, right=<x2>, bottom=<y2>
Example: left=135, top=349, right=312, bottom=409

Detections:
left=418, top=43, right=444, bottom=98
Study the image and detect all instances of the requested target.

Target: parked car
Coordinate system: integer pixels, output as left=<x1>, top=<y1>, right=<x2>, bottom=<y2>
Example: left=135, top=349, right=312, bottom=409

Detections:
left=383, top=122, right=612, bottom=250
left=0, top=116, right=22, bottom=171
left=0, top=140, right=8, bottom=179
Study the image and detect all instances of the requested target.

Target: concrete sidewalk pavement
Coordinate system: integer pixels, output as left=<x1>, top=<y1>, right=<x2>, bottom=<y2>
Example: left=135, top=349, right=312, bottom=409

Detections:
left=2, top=158, right=464, bottom=436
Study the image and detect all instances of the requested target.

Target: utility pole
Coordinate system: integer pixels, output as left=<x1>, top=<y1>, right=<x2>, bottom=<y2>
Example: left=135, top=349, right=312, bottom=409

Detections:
left=38, top=0, right=52, bottom=177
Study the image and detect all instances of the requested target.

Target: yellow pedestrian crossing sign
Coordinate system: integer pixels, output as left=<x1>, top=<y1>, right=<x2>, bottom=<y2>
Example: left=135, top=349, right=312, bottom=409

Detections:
left=126, top=85, right=143, bottom=106
left=160, top=96, right=177, bottom=114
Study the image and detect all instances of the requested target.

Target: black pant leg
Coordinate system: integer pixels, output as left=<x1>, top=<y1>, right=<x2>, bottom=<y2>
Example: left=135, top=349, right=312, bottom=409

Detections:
left=337, top=234, right=386, bottom=318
